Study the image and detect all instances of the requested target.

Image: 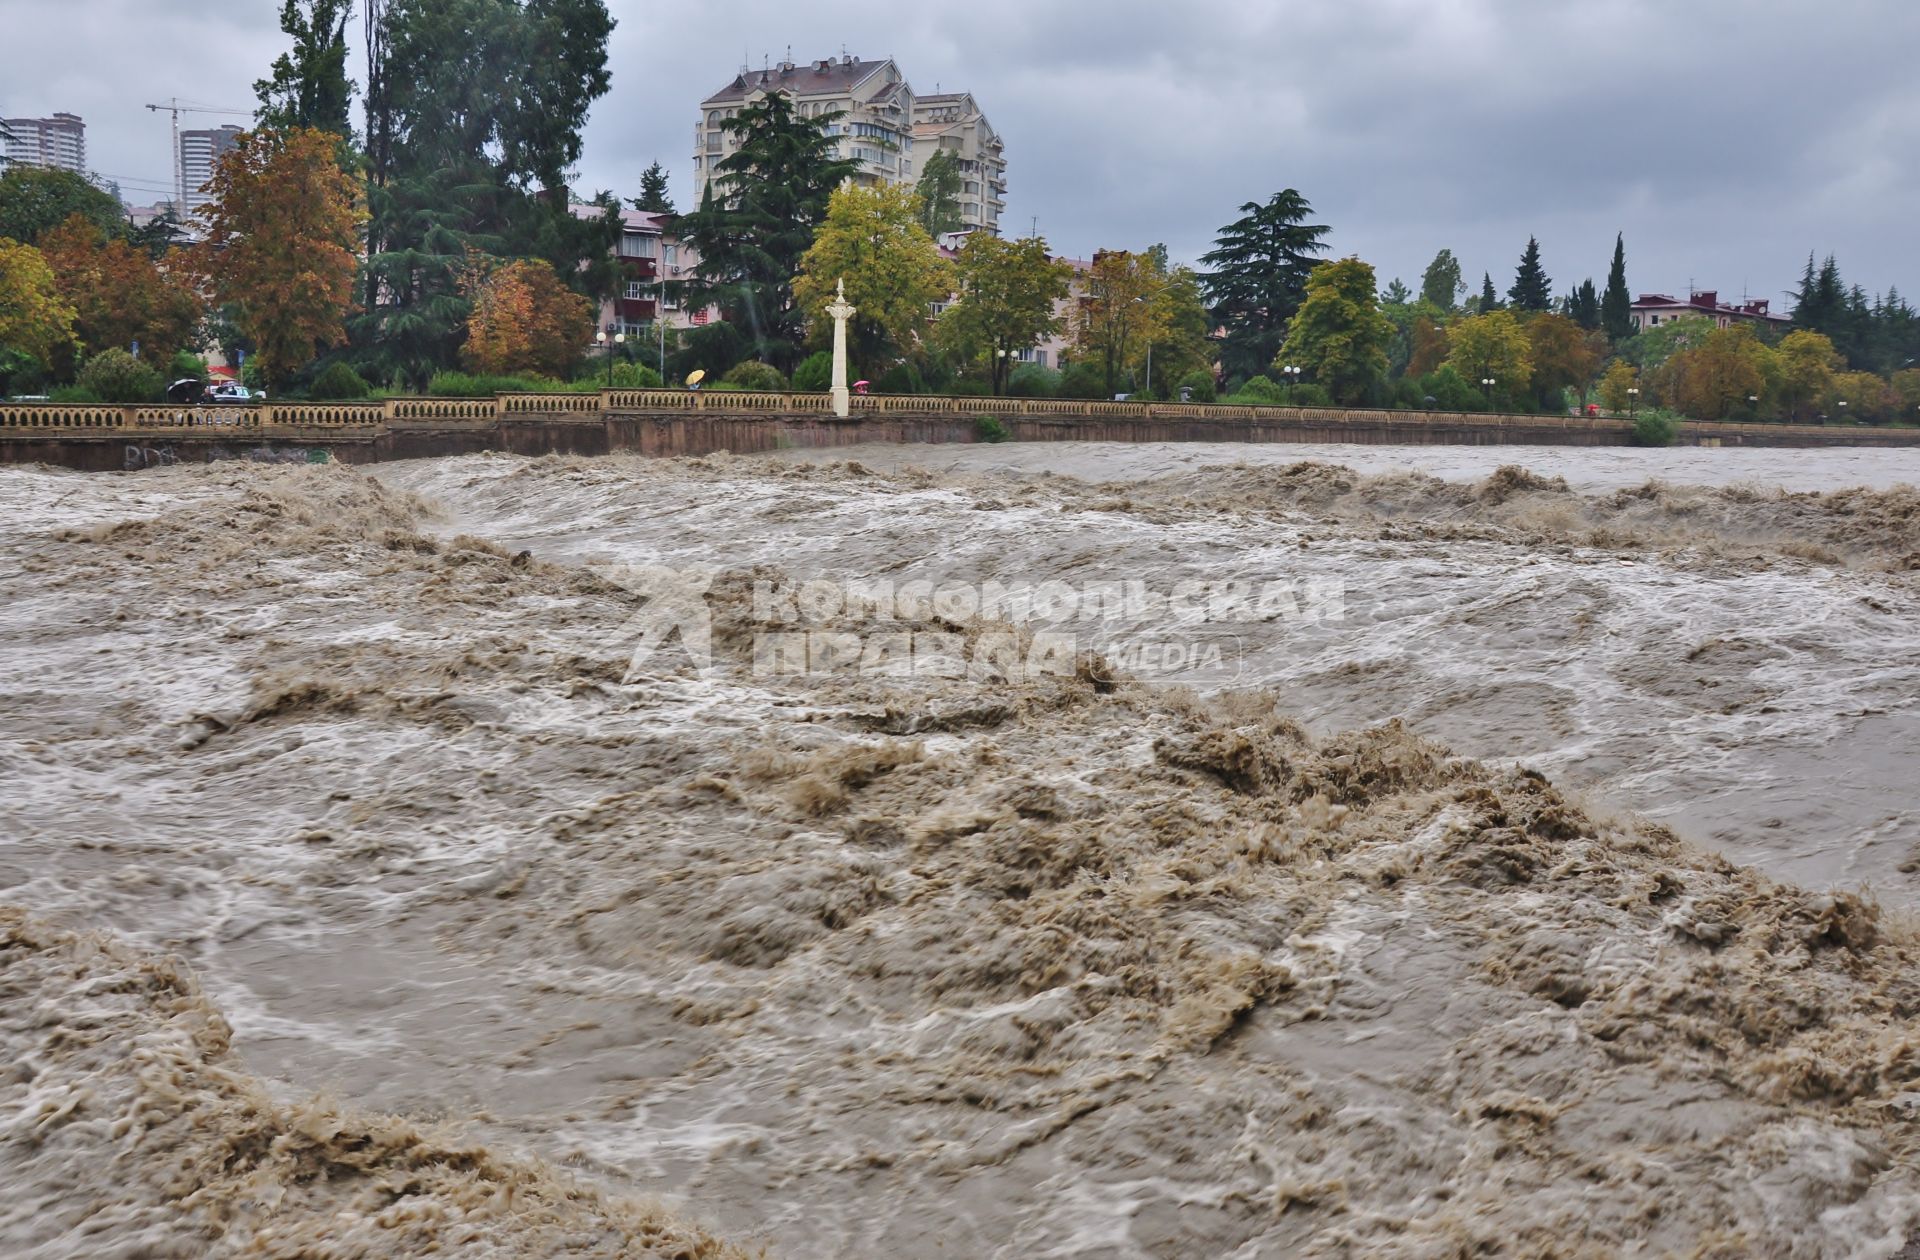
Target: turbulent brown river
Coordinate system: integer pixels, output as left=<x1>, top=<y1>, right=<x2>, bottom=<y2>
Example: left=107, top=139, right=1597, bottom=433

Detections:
left=3, top=441, right=1919, bottom=1258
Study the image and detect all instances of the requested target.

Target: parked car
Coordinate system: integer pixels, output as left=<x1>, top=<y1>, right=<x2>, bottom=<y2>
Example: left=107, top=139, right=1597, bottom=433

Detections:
left=205, top=383, right=254, bottom=402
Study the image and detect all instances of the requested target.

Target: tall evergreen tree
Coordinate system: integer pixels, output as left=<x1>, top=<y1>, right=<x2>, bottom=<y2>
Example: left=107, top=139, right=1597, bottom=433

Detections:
left=632, top=160, right=674, bottom=214
left=1600, top=233, right=1632, bottom=342
left=1478, top=272, right=1500, bottom=312
left=255, top=0, right=355, bottom=138
left=1508, top=235, right=1551, bottom=311
left=1199, top=189, right=1331, bottom=381
left=673, top=93, right=858, bottom=370
left=1793, top=253, right=1845, bottom=335
left=1569, top=278, right=1600, bottom=330
left=1419, top=248, right=1464, bottom=310
left=354, top=0, right=616, bottom=387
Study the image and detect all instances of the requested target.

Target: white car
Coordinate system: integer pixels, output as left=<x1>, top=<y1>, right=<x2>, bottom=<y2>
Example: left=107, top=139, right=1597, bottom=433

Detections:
left=206, top=383, right=256, bottom=402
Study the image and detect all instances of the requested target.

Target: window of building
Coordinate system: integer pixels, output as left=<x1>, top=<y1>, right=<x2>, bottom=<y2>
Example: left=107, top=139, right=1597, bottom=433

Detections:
left=616, top=234, right=657, bottom=259
left=663, top=244, right=678, bottom=267
left=1035, top=350, right=1049, bottom=368
left=1649, top=315, right=1659, bottom=325
left=623, top=281, right=649, bottom=300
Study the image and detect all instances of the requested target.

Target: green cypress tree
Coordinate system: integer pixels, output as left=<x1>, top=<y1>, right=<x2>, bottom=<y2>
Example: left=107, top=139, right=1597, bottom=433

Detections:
left=1508, top=235, right=1551, bottom=311
left=1600, top=233, right=1632, bottom=342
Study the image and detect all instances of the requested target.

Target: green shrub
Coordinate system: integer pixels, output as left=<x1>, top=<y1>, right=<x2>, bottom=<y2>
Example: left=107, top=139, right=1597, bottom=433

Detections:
left=666, top=321, right=747, bottom=385
left=1175, top=369, right=1216, bottom=403
left=309, top=362, right=372, bottom=400
left=1415, top=366, right=1484, bottom=412
left=1291, top=382, right=1334, bottom=407
left=77, top=349, right=163, bottom=403
left=1008, top=363, right=1060, bottom=397
left=1226, top=375, right=1287, bottom=405
left=974, top=414, right=1010, bottom=443
left=1056, top=361, right=1107, bottom=399
left=610, top=361, right=662, bottom=389
left=721, top=359, right=787, bottom=391
left=49, top=384, right=101, bottom=404
left=168, top=349, right=208, bottom=382
left=1632, top=408, right=1682, bottom=446
left=427, top=371, right=563, bottom=396
left=875, top=362, right=923, bottom=394
left=0, top=348, right=49, bottom=397
left=791, top=351, right=832, bottom=391
left=949, top=379, right=992, bottom=397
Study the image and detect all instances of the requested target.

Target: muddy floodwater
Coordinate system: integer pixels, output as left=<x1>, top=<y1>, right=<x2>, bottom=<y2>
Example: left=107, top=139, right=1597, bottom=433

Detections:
left=3, top=442, right=1919, bottom=1258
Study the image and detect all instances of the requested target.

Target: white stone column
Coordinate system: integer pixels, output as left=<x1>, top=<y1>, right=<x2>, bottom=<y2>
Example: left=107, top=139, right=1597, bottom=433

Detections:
left=827, top=278, right=857, bottom=418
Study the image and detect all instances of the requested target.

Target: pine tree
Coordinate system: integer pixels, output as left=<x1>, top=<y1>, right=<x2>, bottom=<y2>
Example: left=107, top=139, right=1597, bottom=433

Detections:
left=1567, top=278, right=1598, bottom=329
left=632, top=161, right=674, bottom=214
left=1600, top=233, right=1632, bottom=343
left=674, top=93, right=859, bottom=369
left=1508, top=235, right=1551, bottom=311
left=1479, top=272, right=1500, bottom=312
left=1198, top=189, right=1331, bottom=381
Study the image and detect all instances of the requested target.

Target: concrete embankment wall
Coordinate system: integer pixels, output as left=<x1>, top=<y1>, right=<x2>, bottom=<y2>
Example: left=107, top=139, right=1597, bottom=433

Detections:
left=5, top=393, right=1919, bottom=472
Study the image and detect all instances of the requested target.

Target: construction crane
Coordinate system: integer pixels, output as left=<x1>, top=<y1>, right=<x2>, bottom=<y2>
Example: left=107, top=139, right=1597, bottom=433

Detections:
left=144, top=100, right=250, bottom=211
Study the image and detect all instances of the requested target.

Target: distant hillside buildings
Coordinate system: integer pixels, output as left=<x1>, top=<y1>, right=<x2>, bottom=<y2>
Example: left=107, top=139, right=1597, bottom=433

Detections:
left=2, top=112, right=86, bottom=174
left=697, top=54, right=1007, bottom=236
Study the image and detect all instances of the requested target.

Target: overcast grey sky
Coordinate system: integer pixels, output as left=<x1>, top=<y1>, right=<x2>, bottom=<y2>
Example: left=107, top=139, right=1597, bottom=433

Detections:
left=4, top=0, right=1915, bottom=309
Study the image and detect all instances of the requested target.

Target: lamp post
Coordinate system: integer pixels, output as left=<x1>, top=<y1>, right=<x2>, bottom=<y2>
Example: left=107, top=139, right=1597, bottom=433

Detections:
left=995, top=347, right=1013, bottom=396
left=1481, top=376, right=1496, bottom=409
left=1837, top=399, right=1847, bottom=422
left=1748, top=393, right=1760, bottom=422
left=1282, top=363, right=1302, bottom=403
left=1626, top=386, right=1639, bottom=419
left=597, top=326, right=625, bottom=387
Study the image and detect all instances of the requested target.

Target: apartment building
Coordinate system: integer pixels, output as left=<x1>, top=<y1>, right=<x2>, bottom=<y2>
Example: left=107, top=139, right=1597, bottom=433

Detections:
left=180, top=124, right=243, bottom=214
left=570, top=205, right=718, bottom=343
left=695, top=54, right=1006, bottom=234
left=911, top=92, right=1006, bottom=235
left=1630, top=290, right=1792, bottom=332
left=2, top=112, right=86, bottom=173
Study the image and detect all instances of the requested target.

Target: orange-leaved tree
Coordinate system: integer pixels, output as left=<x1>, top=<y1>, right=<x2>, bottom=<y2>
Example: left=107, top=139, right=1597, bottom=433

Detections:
left=38, top=214, right=201, bottom=365
left=201, top=127, right=362, bottom=391
left=0, top=236, right=78, bottom=364
left=460, top=256, right=593, bottom=380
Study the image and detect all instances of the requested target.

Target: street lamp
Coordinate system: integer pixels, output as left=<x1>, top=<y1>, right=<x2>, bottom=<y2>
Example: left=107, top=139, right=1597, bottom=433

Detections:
left=1837, top=399, right=1848, bottom=422
left=1481, top=376, right=1496, bottom=409
left=1626, top=385, right=1640, bottom=419
left=1748, top=393, right=1759, bottom=422
left=1282, top=363, right=1302, bottom=403
left=995, top=347, right=1013, bottom=396
left=596, top=326, right=625, bottom=387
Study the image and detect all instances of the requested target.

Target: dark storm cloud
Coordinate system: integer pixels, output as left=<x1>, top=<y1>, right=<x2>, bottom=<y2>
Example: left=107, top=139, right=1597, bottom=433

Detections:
left=4, top=0, right=1914, bottom=305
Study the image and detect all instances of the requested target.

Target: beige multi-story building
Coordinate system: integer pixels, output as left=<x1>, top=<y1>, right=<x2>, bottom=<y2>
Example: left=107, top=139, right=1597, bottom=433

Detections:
left=911, top=92, right=1005, bottom=235
left=2, top=112, right=86, bottom=174
left=180, top=124, right=244, bottom=214
left=694, top=54, right=1005, bottom=234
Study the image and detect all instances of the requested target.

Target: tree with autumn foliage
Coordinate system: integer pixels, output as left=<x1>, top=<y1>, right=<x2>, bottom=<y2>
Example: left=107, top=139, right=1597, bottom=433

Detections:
left=460, top=255, right=594, bottom=379
left=1523, top=312, right=1602, bottom=411
left=37, top=215, right=201, bottom=365
left=937, top=233, right=1074, bottom=394
left=0, top=236, right=77, bottom=366
left=1076, top=250, right=1173, bottom=397
left=201, top=127, right=363, bottom=391
left=794, top=183, right=953, bottom=371
left=1445, top=310, right=1533, bottom=407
